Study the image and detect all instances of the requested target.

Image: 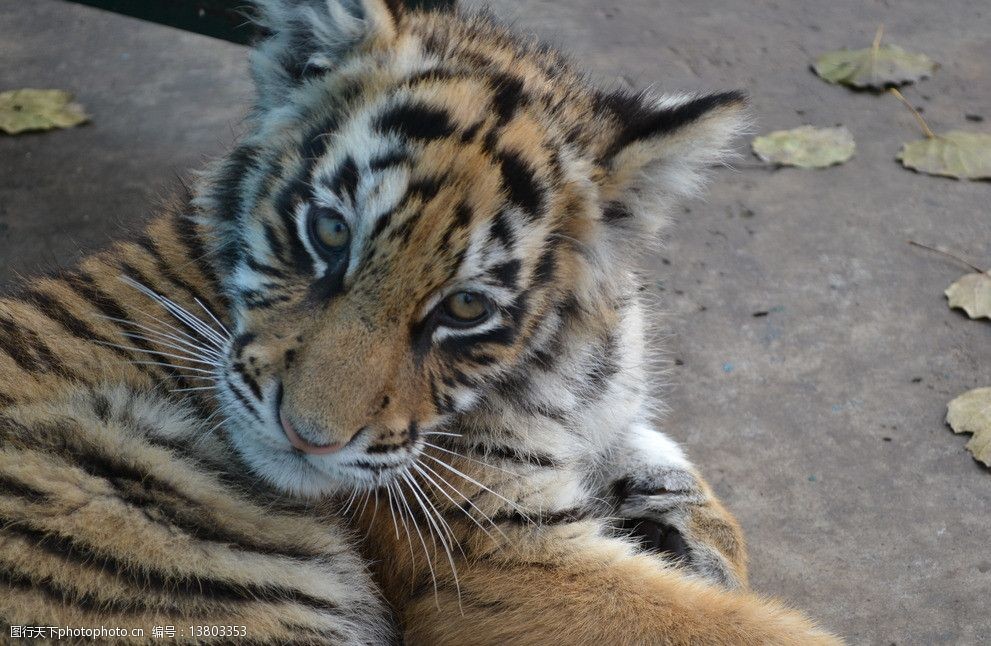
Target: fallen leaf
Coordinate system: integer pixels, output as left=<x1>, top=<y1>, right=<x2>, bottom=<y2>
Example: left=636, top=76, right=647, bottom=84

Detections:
left=897, top=131, right=991, bottom=180
left=814, top=44, right=936, bottom=89
left=752, top=126, right=855, bottom=169
left=946, top=387, right=991, bottom=467
left=945, top=272, right=991, bottom=319
left=0, top=89, right=88, bottom=135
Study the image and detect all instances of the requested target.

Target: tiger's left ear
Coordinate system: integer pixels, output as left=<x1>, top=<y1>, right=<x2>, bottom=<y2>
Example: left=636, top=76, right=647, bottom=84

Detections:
left=592, top=91, right=750, bottom=237
left=249, top=0, right=402, bottom=111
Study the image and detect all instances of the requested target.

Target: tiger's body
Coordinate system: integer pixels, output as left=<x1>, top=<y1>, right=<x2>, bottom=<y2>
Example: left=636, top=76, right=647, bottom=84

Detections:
left=0, top=0, right=840, bottom=644
left=0, top=208, right=394, bottom=643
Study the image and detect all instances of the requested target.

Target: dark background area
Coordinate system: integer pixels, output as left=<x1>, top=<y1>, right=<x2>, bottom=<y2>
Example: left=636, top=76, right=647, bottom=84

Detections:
left=2, top=1, right=990, bottom=643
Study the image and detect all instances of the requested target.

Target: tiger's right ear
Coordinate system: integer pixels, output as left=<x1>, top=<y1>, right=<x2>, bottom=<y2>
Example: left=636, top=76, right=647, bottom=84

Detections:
left=249, top=0, right=401, bottom=110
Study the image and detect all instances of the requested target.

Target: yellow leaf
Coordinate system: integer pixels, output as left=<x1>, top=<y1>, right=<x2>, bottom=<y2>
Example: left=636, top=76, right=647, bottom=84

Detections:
left=814, top=44, right=936, bottom=89
left=946, top=387, right=991, bottom=467
left=897, top=131, right=991, bottom=180
left=0, top=89, right=89, bottom=135
left=752, top=126, right=855, bottom=169
left=945, top=272, right=991, bottom=319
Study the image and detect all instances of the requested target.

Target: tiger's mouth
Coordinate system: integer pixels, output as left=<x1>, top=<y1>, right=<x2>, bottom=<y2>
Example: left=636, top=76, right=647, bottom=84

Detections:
left=216, top=374, right=423, bottom=498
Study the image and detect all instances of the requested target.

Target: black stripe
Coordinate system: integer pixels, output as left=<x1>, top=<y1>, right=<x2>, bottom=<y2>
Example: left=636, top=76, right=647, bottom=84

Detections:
left=438, top=325, right=515, bottom=355
left=0, top=474, right=49, bottom=503
left=454, top=201, right=473, bottom=228
left=582, top=334, right=620, bottom=397
left=469, top=442, right=557, bottom=468
left=263, top=221, right=289, bottom=265
left=498, top=151, right=545, bottom=218
left=402, top=67, right=458, bottom=87
left=241, top=290, right=293, bottom=310
left=369, top=149, right=410, bottom=172
left=117, top=261, right=208, bottom=350
left=602, top=200, right=633, bottom=223
left=489, top=73, right=527, bottom=124
left=173, top=213, right=228, bottom=312
left=225, top=375, right=264, bottom=421
left=492, top=506, right=587, bottom=526
left=63, top=272, right=188, bottom=388
left=136, top=235, right=217, bottom=315
left=368, top=207, right=396, bottom=242
left=0, top=517, right=339, bottom=611
left=0, top=564, right=183, bottom=616
left=246, top=256, right=288, bottom=279
left=598, top=90, right=746, bottom=161
left=488, top=209, right=516, bottom=248
left=377, top=101, right=456, bottom=141
left=532, top=244, right=556, bottom=286
left=300, top=113, right=341, bottom=162
left=273, top=171, right=316, bottom=275
left=0, top=315, right=76, bottom=380
left=387, top=212, right=419, bottom=245
left=212, top=144, right=258, bottom=222
left=232, top=361, right=263, bottom=400
left=20, top=288, right=153, bottom=380
left=407, top=176, right=444, bottom=204
left=327, top=155, right=360, bottom=200
left=490, top=259, right=521, bottom=290
left=0, top=316, right=43, bottom=374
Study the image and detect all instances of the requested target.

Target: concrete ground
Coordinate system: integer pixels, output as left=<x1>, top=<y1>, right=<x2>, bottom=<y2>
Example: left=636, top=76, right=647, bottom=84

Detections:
left=1, top=1, right=989, bottom=643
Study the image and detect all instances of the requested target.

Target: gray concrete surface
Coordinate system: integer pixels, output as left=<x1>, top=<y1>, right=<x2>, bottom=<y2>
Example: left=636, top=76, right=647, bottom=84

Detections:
left=2, top=1, right=989, bottom=643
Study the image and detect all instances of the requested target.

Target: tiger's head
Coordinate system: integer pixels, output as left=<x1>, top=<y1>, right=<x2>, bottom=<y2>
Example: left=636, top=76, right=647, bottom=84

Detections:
left=197, top=0, right=747, bottom=497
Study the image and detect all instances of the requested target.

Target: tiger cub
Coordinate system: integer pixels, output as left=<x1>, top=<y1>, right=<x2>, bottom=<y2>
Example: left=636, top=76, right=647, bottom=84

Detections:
left=0, top=0, right=838, bottom=644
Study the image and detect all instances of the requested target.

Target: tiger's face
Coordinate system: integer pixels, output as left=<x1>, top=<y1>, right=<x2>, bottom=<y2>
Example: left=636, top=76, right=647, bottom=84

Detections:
left=200, top=0, right=746, bottom=498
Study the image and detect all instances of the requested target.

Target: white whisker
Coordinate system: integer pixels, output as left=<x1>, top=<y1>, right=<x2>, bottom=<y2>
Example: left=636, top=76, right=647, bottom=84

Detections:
left=99, top=314, right=225, bottom=361
left=423, top=441, right=521, bottom=477
left=121, top=332, right=223, bottom=365
left=423, top=454, right=530, bottom=520
left=414, top=460, right=505, bottom=543
left=395, top=476, right=439, bottom=608
left=403, top=472, right=462, bottom=610
left=95, top=341, right=219, bottom=368
left=194, top=297, right=231, bottom=338
left=125, top=360, right=217, bottom=376
left=119, top=276, right=229, bottom=349
left=385, top=483, right=400, bottom=541
left=422, top=431, right=462, bottom=438
left=391, top=480, right=418, bottom=569
left=339, top=487, right=360, bottom=517
left=365, top=488, right=380, bottom=539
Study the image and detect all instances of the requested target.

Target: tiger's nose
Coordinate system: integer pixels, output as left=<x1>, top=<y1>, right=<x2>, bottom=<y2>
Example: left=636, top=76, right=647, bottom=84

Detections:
left=279, top=409, right=366, bottom=455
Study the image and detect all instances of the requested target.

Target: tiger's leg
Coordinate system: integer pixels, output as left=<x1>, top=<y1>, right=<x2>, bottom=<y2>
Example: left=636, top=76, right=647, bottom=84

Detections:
left=401, top=523, right=840, bottom=646
left=605, top=424, right=748, bottom=588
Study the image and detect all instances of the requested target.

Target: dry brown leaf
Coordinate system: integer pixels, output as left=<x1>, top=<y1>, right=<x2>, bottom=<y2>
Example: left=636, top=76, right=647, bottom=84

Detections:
left=945, top=272, right=991, bottom=320
left=946, top=387, right=991, bottom=467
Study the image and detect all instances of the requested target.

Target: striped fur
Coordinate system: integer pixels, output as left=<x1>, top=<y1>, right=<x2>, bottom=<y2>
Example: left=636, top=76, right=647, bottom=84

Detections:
left=0, top=201, right=393, bottom=642
left=0, top=0, right=840, bottom=643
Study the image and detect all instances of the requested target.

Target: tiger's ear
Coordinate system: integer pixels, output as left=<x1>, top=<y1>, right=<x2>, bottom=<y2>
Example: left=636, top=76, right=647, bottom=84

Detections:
left=249, top=0, right=401, bottom=110
left=593, top=91, right=749, bottom=238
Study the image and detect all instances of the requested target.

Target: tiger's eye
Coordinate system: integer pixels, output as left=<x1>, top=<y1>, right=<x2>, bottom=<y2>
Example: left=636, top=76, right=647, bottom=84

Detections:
left=312, top=211, right=350, bottom=252
left=442, top=291, right=491, bottom=325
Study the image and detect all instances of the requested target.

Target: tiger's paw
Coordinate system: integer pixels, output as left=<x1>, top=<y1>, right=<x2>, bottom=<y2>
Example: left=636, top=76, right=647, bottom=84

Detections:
left=612, top=466, right=748, bottom=589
